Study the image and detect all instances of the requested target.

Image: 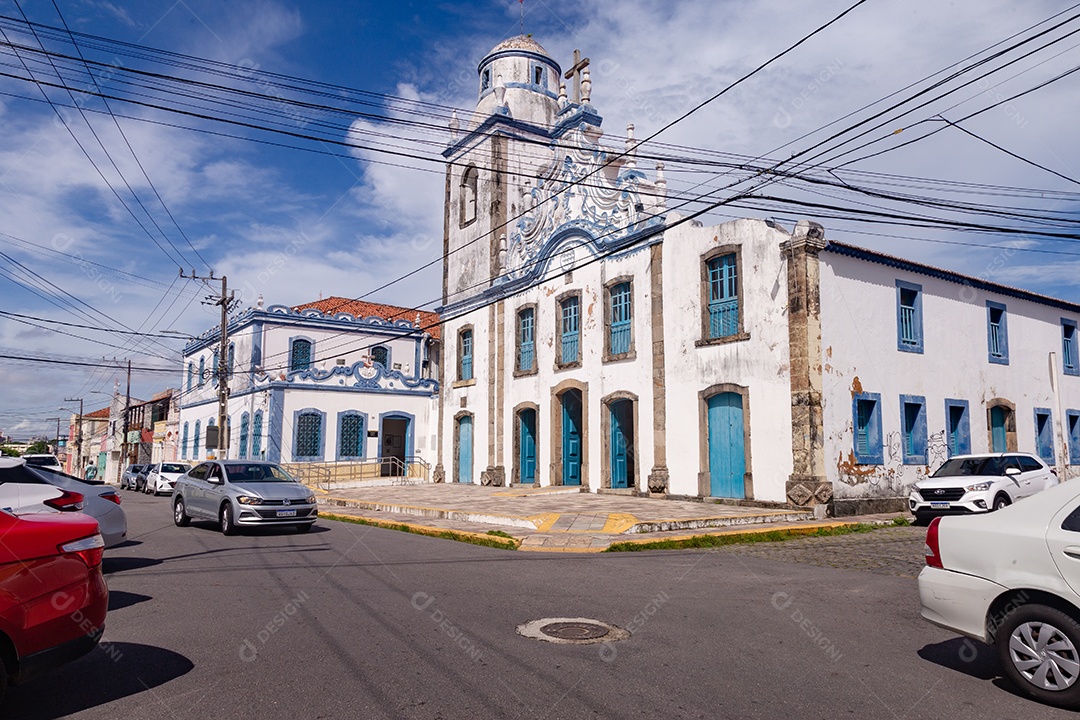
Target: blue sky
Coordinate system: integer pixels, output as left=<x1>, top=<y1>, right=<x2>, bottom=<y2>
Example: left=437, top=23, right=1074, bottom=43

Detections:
left=1, top=0, right=1078, bottom=436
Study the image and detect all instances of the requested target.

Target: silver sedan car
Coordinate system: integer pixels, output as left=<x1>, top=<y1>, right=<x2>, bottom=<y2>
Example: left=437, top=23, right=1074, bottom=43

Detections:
left=171, top=461, right=317, bottom=535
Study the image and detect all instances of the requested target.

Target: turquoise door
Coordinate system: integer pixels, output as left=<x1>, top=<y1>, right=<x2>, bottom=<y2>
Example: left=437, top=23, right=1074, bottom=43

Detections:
left=610, top=400, right=632, bottom=489
left=708, top=392, right=746, bottom=498
left=562, top=390, right=582, bottom=486
left=457, top=416, right=473, bottom=484
left=519, top=409, right=537, bottom=484
left=990, top=406, right=1007, bottom=452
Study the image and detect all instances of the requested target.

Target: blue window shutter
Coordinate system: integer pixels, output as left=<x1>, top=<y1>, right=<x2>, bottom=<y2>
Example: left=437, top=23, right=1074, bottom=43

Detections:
left=198, top=357, right=205, bottom=386
left=187, top=364, right=193, bottom=391
left=518, top=308, right=535, bottom=371
left=339, top=413, right=365, bottom=459
left=372, top=346, right=389, bottom=368
left=1034, top=409, right=1055, bottom=464
left=1068, top=411, right=1080, bottom=464
left=561, top=296, right=580, bottom=363
left=707, top=254, right=739, bottom=339
left=610, top=282, right=632, bottom=354
left=895, top=281, right=923, bottom=353
left=239, top=413, right=249, bottom=459
left=194, top=421, right=201, bottom=459
left=252, top=411, right=263, bottom=458
left=945, top=399, right=971, bottom=457
left=852, top=393, right=883, bottom=464
left=181, top=422, right=189, bottom=459
left=987, top=302, right=1009, bottom=365
left=1063, top=320, right=1079, bottom=376
left=900, top=395, right=927, bottom=464
left=460, top=330, right=473, bottom=380
left=290, top=339, right=312, bottom=372
left=294, top=410, right=324, bottom=460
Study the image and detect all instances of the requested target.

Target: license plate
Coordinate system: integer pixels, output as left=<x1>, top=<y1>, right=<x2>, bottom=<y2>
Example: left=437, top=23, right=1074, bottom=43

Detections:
left=276, top=509, right=297, bottom=517
left=930, top=501, right=950, bottom=509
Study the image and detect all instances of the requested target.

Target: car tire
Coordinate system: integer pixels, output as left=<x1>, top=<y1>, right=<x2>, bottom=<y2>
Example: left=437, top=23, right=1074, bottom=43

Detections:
left=995, top=603, right=1080, bottom=709
left=993, top=494, right=1012, bottom=511
left=173, top=498, right=191, bottom=527
left=296, top=523, right=313, bottom=533
left=220, top=503, right=237, bottom=536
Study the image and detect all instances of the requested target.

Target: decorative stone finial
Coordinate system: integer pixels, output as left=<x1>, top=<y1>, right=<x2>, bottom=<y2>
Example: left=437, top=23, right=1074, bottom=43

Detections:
left=498, top=233, right=508, bottom=271
left=494, top=75, right=506, bottom=108
left=448, top=110, right=459, bottom=142
left=581, top=68, right=591, bottom=104
left=625, top=123, right=637, bottom=169
left=558, top=82, right=567, bottom=107
left=256, top=294, right=264, bottom=309
left=655, top=161, right=667, bottom=207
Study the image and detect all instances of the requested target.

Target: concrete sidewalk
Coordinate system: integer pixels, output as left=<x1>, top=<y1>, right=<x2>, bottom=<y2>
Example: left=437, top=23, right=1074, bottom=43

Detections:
left=315, top=483, right=911, bottom=552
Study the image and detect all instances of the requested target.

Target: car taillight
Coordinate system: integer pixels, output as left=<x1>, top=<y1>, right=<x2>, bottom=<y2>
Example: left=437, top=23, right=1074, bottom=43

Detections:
left=102, top=492, right=121, bottom=505
left=44, top=490, right=85, bottom=512
left=925, top=516, right=943, bottom=569
left=60, top=534, right=105, bottom=568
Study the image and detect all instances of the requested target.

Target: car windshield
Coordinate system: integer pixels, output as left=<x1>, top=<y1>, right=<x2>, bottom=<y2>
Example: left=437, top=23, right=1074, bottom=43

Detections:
left=160, top=463, right=189, bottom=473
left=932, top=457, right=1010, bottom=478
left=224, top=464, right=295, bottom=483
left=24, top=456, right=60, bottom=466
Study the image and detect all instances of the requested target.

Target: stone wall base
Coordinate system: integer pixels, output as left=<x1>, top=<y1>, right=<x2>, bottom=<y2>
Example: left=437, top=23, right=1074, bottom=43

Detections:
left=480, top=465, right=506, bottom=487
left=832, top=496, right=909, bottom=517
left=432, top=464, right=445, bottom=484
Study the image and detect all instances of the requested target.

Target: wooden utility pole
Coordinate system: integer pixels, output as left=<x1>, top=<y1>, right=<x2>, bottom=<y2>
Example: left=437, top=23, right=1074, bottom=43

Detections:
left=181, top=271, right=237, bottom=457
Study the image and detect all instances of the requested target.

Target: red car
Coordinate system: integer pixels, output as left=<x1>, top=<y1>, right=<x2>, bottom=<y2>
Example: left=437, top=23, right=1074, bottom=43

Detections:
left=0, top=509, right=108, bottom=701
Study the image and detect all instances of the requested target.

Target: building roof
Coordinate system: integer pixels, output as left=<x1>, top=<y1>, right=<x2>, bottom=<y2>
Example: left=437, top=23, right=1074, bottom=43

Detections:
left=150, top=388, right=174, bottom=402
left=292, top=297, right=441, bottom=339
left=486, top=35, right=551, bottom=58
left=84, top=407, right=110, bottom=420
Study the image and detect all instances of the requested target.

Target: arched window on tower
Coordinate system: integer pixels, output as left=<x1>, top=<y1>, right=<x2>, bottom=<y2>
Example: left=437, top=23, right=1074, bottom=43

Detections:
left=460, top=166, right=478, bottom=228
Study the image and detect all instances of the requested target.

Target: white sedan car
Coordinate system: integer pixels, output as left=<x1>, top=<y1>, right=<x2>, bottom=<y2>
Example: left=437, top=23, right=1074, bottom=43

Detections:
left=909, top=452, right=1057, bottom=523
left=144, top=462, right=191, bottom=495
left=918, top=478, right=1080, bottom=709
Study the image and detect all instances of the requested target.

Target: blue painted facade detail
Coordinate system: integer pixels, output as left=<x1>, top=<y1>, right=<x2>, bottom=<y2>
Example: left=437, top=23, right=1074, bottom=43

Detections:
left=944, top=399, right=971, bottom=457
left=561, top=390, right=583, bottom=486
left=1068, top=410, right=1080, bottom=464
left=292, top=408, right=326, bottom=462
left=378, top=410, right=415, bottom=459
left=181, top=422, right=189, bottom=459
left=193, top=420, right=201, bottom=460
left=252, top=410, right=264, bottom=459
left=266, top=388, right=284, bottom=463
left=336, top=411, right=368, bottom=460
left=895, top=279, right=924, bottom=354
left=899, top=395, right=927, bottom=464
left=609, top=400, right=633, bottom=489
left=457, top=415, right=473, bottom=484
left=519, top=409, right=537, bottom=484
left=1063, top=318, right=1079, bottom=376
left=986, top=301, right=1009, bottom=365
left=852, top=392, right=883, bottom=465
left=239, top=412, right=249, bottom=460
left=1034, top=407, right=1055, bottom=464
left=707, top=392, right=745, bottom=498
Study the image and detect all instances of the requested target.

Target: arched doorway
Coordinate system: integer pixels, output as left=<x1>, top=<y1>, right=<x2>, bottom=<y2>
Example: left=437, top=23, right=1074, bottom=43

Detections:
left=608, top=398, right=634, bottom=489
left=517, top=408, right=537, bottom=484
left=561, top=389, right=583, bottom=486
left=987, top=400, right=1016, bottom=453
left=455, top=414, right=474, bottom=484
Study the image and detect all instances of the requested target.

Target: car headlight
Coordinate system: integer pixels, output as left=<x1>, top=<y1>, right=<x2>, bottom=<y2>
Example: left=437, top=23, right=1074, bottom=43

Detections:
left=965, top=482, right=992, bottom=492
left=305, top=495, right=316, bottom=505
left=910, top=484, right=920, bottom=494
left=236, top=495, right=263, bottom=505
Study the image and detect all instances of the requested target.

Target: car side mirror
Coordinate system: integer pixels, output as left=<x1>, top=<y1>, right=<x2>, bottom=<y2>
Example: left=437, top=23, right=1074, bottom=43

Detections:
left=1005, top=467, right=1021, bottom=476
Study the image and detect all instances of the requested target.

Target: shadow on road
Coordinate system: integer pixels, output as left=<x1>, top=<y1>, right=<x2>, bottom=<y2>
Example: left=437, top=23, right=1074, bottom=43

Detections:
left=5, top=643, right=193, bottom=719
left=103, top=556, right=162, bottom=574
left=107, top=590, right=152, bottom=611
left=917, top=637, right=999, bottom=680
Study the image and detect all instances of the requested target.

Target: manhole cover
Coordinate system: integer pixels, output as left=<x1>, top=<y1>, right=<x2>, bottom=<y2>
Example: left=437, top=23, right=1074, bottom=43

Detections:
left=541, top=621, right=609, bottom=640
left=517, top=617, right=630, bottom=645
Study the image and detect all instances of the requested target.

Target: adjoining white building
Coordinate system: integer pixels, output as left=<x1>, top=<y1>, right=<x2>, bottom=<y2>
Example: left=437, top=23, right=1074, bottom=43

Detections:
left=433, top=35, right=1080, bottom=515
left=178, top=297, right=440, bottom=476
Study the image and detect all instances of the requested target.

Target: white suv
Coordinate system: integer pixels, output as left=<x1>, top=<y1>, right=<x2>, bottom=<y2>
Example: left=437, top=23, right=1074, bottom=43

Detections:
left=909, top=452, right=1057, bottom=524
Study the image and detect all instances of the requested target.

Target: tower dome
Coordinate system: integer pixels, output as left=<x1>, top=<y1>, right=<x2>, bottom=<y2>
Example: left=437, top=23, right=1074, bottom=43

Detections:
left=475, top=35, right=562, bottom=127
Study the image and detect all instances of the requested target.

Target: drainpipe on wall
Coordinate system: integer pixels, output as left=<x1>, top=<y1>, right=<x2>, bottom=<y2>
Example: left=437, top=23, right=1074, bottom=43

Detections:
left=1050, top=351, right=1067, bottom=480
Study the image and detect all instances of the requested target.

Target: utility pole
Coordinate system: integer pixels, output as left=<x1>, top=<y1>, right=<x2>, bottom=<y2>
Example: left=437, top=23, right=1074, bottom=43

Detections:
left=64, top=397, right=83, bottom=473
left=181, top=270, right=237, bottom=458
left=120, top=360, right=131, bottom=482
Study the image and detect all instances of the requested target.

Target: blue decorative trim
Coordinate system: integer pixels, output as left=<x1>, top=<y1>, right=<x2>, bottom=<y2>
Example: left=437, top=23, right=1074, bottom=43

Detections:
left=895, top=279, right=924, bottom=354
left=899, top=395, right=927, bottom=465
left=825, top=241, right=1080, bottom=314
left=442, top=109, right=604, bottom=160
left=986, top=301, right=1009, bottom=365
left=335, top=410, right=369, bottom=461
left=944, top=399, right=971, bottom=457
left=1034, top=407, right=1055, bottom=464
left=480, top=80, right=559, bottom=101
left=1063, top=318, right=1079, bottom=376
left=414, top=338, right=422, bottom=380
left=292, top=407, right=326, bottom=462
left=1067, top=409, right=1080, bottom=464
left=852, top=392, right=883, bottom=465
left=478, top=48, right=561, bottom=77
left=250, top=322, right=263, bottom=377
left=267, top=387, right=284, bottom=464
left=378, top=410, right=415, bottom=459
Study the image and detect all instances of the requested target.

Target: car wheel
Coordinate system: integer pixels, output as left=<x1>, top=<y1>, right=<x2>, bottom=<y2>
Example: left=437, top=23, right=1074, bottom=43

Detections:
left=993, top=494, right=1012, bottom=511
left=296, top=523, right=313, bottom=533
left=220, top=503, right=237, bottom=536
left=173, top=498, right=190, bottom=527
left=995, top=603, right=1080, bottom=709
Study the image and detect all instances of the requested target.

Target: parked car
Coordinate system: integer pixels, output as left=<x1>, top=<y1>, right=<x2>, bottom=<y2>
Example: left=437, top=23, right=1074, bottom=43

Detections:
left=26, top=466, right=127, bottom=548
left=119, top=464, right=146, bottom=491
left=0, top=508, right=107, bottom=701
left=908, top=453, right=1057, bottom=524
left=21, top=454, right=63, bottom=472
left=172, top=461, right=317, bottom=535
left=143, top=462, right=190, bottom=496
left=918, top=478, right=1080, bottom=709
left=0, top=458, right=85, bottom=514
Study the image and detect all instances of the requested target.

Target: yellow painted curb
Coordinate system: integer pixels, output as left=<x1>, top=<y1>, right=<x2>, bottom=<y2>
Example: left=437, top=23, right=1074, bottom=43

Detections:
left=518, top=545, right=604, bottom=553
left=601, top=513, right=638, bottom=534
left=613, top=521, right=857, bottom=546
left=320, top=512, right=521, bottom=549
left=530, top=512, right=561, bottom=532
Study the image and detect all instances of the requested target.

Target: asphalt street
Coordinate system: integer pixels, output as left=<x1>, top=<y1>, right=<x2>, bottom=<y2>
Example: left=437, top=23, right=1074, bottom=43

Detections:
left=6, top=493, right=1071, bottom=719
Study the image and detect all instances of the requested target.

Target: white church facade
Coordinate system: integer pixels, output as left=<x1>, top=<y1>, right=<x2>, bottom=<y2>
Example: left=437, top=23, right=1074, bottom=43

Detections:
left=432, top=35, right=1080, bottom=515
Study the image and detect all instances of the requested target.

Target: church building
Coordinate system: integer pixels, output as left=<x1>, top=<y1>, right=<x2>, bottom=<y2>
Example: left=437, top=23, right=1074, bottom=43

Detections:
left=433, top=36, right=1080, bottom=515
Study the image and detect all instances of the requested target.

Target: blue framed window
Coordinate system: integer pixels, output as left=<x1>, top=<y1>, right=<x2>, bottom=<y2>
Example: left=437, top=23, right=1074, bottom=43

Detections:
left=186, top=363, right=193, bottom=391
left=198, top=356, right=206, bottom=386
left=290, top=338, right=313, bottom=373
left=1068, top=410, right=1080, bottom=464
left=900, top=395, right=927, bottom=464
left=181, top=421, right=189, bottom=459
left=852, top=392, right=883, bottom=465
left=1035, top=408, right=1055, bottom=464
left=228, top=343, right=235, bottom=377
left=239, top=412, right=249, bottom=460
left=517, top=307, right=535, bottom=371
left=252, top=410, right=263, bottom=459
left=338, top=412, right=366, bottom=459
left=459, top=329, right=473, bottom=381
left=944, top=399, right=971, bottom=457
left=1064, top=319, right=1078, bottom=376
left=987, top=301, right=1009, bottom=364
left=609, top=282, right=632, bottom=355
left=531, top=63, right=546, bottom=86
left=707, top=253, right=739, bottom=339
left=561, top=296, right=580, bottom=364
left=896, top=280, right=923, bottom=353
left=193, top=420, right=201, bottom=460
left=481, top=68, right=491, bottom=91
left=293, top=409, right=325, bottom=461
left=371, top=345, right=389, bottom=368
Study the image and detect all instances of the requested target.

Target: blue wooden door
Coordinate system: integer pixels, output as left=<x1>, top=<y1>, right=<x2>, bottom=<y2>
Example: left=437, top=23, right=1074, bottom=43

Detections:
left=457, top=416, right=473, bottom=484
left=610, top=400, right=632, bottom=488
left=990, top=406, right=1007, bottom=452
left=562, top=390, right=582, bottom=486
left=519, top=410, right=536, bottom=484
left=708, top=392, right=746, bottom=498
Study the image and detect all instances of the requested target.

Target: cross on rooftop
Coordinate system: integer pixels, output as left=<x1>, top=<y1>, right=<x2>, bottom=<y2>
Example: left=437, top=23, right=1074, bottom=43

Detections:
left=564, top=49, right=590, bottom=104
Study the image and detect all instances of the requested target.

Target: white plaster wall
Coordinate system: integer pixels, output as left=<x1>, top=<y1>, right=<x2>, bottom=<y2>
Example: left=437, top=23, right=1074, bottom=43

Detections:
left=663, top=218, right=794, bottom=502
left=820, top=252, right=1080, bottom=504
left=440, top=314, right=492, bottom=482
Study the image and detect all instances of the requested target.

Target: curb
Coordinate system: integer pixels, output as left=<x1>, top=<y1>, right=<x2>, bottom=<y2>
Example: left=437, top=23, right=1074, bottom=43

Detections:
left=320, top=512, right=521, bottom=549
